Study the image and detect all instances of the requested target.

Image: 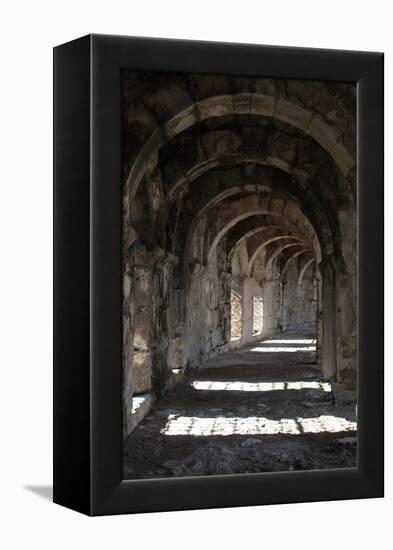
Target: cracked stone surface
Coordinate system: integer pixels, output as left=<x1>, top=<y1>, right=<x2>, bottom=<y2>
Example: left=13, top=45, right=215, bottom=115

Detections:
left=123, top=330, right=357, bottom=479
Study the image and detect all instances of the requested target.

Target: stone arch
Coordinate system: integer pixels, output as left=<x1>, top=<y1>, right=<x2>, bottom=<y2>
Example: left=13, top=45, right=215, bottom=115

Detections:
left=165, top=163, right=342, bottom=274
left=227, top=220, right=310, bottom=262
left=126, top=93, right=355, bottom=205
left=203, top=193, right=319, bottom=267
left=248, top=235, right=307, bottom=275
left=299, top=258, right=316, bottom=286
left=160, top=123, right=354, bottom=208
left=265, top=242, right=311, bottom=273
left=281, top=248, right=313, bottom=278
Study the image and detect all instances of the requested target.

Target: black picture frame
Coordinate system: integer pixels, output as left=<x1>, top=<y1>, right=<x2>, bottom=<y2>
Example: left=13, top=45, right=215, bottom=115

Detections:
left=53, top=34, right=384, bottom=516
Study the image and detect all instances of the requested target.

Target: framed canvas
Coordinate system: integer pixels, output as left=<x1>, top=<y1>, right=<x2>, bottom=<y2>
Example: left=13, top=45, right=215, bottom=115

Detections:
left=53, top=34, right=384, bottom=516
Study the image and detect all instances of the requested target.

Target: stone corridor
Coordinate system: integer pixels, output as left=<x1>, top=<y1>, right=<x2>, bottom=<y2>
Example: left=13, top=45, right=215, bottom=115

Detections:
left=123, top=330, right=357, bottom=479
left=121, top=72, right=358, bottom=475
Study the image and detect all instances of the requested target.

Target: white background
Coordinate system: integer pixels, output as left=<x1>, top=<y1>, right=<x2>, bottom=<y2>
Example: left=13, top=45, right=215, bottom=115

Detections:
left=0, top=1, right=390, bottom=548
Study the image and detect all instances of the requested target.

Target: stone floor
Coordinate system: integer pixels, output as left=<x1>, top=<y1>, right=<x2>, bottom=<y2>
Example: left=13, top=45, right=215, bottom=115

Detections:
left=123, top=329, right=357, bottom=479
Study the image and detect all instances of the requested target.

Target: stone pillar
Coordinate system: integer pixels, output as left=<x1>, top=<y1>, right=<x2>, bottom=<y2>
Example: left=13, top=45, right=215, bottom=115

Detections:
left=122, top=226, right=137, bottom=437
left=335, top=271, right=357, bottom=391
left=241, top=277, right=253, bottom=343
left=263, top=278, right=279, bottom=336
left=320, top=257, right=336, bottom=380
left=122, top=269, right=134, bottom=437
left=132, top=245, right=167, bottom=396
left=281, top=280, right=287, bottom=331
left=218, top=270, right=232, bottom=352
left=333, top=207, right=357, bottom=397
left=167, top=276, right=186, bottom=372
left=315, top=270, right=323, bottom=369
left=132, top=263, right=155, bottom=395
left=153, top=253, right=178, bottom=395
left=296, top=268, right=317, bottom=328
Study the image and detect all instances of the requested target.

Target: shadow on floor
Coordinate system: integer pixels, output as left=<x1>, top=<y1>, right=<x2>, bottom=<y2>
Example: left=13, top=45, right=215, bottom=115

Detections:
left=24, top=485, right=52, bottom=501
left=123, top=329, right=357, bottom=479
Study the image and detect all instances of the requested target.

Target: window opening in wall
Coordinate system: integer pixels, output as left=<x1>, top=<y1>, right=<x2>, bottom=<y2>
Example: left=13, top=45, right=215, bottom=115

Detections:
left=230, top=290, right=242, bottom=341
left=253, top=295, right=264, bottom=336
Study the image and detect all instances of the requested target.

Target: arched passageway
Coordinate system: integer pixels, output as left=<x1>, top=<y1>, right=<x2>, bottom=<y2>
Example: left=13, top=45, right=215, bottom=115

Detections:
left=122, top=71, right=357, bottom=476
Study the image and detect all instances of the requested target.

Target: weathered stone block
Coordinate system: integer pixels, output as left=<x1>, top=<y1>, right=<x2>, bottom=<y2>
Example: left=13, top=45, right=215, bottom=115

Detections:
left=165, top=104, right=197, bottom=138
left=275, top=99, right=313, bottom=130
left=309, top=113, right=341, bottom=148
left=233, top=93, right=252, bottom=114
left=197, top=95, right=233, bottom=120
left=308, top=114, right=355, bottom=176
left=251, top=94, right=275, bottom=117
left=329, top=141, right=355, bottom=177
left=133, top=351, right=153, bottom=393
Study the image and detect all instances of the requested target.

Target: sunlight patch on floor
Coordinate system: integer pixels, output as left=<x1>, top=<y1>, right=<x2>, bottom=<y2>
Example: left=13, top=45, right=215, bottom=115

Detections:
left=263, top=339, right=316, bottom=345
left=249, top=346, right=316, bottom=352
left=160, top=414, right=357, bottom=436
left=192, top=380, right=331, bottom=392
left=132, top=396, right=147, bottom=414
